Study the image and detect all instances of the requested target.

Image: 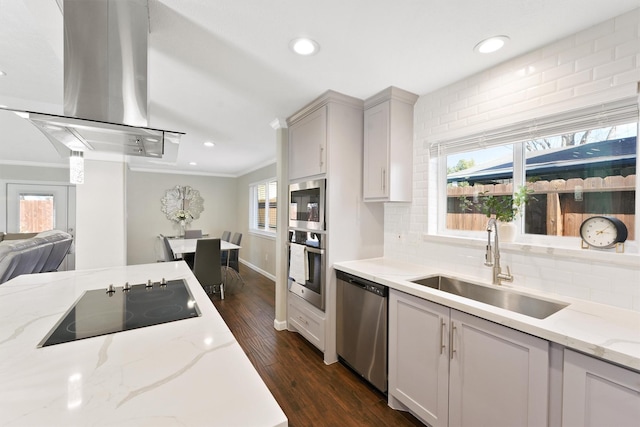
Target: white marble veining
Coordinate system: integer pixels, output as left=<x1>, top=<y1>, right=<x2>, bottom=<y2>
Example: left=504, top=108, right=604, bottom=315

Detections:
left=335, top=258, right=640, bottom=372
left=0, top=261, right=287, bottom=426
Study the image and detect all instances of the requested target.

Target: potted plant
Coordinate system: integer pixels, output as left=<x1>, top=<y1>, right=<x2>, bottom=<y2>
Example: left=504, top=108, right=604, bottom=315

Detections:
left=479, top=185, right=533, bottom=241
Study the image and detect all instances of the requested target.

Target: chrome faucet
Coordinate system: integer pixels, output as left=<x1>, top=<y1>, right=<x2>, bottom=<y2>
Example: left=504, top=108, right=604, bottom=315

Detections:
left=484, top=218, right=514, bottom=285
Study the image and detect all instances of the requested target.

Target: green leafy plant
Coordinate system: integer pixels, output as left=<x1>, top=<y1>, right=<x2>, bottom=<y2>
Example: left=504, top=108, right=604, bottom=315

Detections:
left=480, top=185, right=533, bottom=222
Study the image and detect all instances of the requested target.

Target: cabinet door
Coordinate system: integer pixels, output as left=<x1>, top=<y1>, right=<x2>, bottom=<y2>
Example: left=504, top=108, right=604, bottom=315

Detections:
left=363, top=101, right=389, bottom=200
left=389, top=290, right=449, bottom=427
left=562, top=349, right=640, bottom=427
left=449, top=310, right=549, bottom=427
left=289, top=106, right=327, bottom=180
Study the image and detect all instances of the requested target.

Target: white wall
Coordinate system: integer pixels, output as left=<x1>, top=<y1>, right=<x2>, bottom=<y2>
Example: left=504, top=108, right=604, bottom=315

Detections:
left=76, top=159, right=126, bottom=269
left=126, top=170, right=238, bottom=266
left=385, top=8, right=640, bottom=311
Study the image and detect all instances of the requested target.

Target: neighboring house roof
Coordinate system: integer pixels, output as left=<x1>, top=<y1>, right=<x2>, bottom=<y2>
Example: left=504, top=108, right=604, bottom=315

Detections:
left=447, top=137, right=637, bottom=184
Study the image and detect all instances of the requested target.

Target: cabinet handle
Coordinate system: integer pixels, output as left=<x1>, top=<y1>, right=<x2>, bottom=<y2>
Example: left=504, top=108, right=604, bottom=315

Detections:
left=383, top=168, right=386, bottom=192
left=440, top=318, right=446, bottom=355
left=450, top=322, right=457, bottom=359
left=319, top=146, right=324, bottom=167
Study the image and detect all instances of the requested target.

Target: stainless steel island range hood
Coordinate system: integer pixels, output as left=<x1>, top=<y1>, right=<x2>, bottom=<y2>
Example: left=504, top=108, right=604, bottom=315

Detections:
left=6, top=0, right=183, bottom=158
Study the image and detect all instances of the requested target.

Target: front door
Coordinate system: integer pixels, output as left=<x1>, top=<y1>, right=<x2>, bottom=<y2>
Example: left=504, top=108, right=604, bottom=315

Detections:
left=6, top=183, right=75, bottom=271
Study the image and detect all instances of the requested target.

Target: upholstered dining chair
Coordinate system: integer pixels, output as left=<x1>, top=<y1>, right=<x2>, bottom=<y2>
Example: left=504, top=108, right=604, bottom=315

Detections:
left=161, top=235, right=177, bottom=262
left=182, top=230, right=201, bottom=269
left=184, top=229, right=203, bottom=239
left=221, top=230, right=231, bottom=242
left=193, top=238, right=224, bottom=298
left=228, top=232, right=242, bottom=273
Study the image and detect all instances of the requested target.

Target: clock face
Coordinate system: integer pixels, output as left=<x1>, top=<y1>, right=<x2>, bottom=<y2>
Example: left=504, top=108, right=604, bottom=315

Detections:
left=580, top=216, right=627, bottom=249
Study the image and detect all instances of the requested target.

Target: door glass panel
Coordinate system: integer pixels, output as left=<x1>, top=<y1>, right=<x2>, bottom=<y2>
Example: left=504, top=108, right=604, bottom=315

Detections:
left=19, top=194, right=55, bottom=232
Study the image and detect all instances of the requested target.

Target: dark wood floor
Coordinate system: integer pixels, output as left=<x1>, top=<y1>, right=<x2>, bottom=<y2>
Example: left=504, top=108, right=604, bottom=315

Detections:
left=210, top=267, right=423, bottom=427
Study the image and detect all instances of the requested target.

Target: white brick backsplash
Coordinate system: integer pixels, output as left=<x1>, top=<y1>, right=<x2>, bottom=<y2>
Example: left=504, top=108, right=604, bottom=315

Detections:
left=575, top=19, right=615, bottom=45
left=593, top=56, right=635, bottom=79
left=616, top=38, right=640, bottom=58
left=542, top=62, right=575, bottom=83
left=575, top=49, right=614, bottom=71
left=558, top=41, right=593, bottom=64
left=613, top=67, right=640, bottom=85
left=557, top=69, right=592, bottom=90
left=385, top=9, right=640, bottom=312
left=574, top=78, right=614, bottom=97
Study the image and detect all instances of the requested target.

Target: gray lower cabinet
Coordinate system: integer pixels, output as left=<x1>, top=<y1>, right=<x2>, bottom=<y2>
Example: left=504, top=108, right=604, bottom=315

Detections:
left=562, top=349, right=640, bottom=426
left=389, top=289, right=549, bottom=427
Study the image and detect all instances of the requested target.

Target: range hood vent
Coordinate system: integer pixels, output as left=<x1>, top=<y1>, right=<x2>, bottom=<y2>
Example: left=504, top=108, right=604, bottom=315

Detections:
left=9, top=0, right=183, bottom=158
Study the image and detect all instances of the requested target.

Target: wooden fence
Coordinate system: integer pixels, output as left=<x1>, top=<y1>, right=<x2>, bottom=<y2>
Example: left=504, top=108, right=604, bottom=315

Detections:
left=19, top=199, right=54, bottom=233
left=448, top=175, right=636, bottom=240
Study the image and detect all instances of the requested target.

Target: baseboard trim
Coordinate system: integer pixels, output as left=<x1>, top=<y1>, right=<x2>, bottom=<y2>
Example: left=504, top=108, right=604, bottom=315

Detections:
left=273, top=319, right=287, bottom=331
left=239, top=258, right=275, bottom=281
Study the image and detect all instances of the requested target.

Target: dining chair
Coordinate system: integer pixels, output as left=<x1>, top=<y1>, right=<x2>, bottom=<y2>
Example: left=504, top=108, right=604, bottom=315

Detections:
left=221, top=230, right=231, bottom=242
left=184, top=229, right=203, bottom=239
left=182, top=230, right=201, bottom=269
left=228, top=232, right=242, bottom=273
left=193, top=238, right=224, bottom=298
left=161, top=235, right=177, bottom=262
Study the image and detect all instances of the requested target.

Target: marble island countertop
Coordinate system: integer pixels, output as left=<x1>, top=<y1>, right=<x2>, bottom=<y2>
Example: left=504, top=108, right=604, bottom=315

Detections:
left=0, top=262, right=287, bottom=426
left=334, top=257, right=640, bottom=372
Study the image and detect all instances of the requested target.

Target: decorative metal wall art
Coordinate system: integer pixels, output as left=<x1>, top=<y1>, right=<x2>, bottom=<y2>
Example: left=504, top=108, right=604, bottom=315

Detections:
left=161, top=185, right=204, bottom=225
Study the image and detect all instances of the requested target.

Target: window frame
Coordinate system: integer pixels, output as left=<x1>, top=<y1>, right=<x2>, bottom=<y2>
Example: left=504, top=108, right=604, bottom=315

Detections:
left=431, top=99, right=639, bottom=253
left=249, top=177, right=277, bottom=238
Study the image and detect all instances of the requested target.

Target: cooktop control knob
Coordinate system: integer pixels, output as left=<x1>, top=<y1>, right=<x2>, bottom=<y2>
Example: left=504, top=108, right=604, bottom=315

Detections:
left=123, top=282, right=132, bottom=291
left=146, top=279, right=153, bottom=288
left=160, top=278, right=167, bottom=287
left=106, top=284, right=116, bottom=295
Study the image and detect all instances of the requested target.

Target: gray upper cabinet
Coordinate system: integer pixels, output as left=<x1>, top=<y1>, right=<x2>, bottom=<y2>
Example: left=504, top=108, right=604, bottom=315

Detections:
left=363, top=87, right=418, bottom=202
left=288, top=105, right=327, bottom=181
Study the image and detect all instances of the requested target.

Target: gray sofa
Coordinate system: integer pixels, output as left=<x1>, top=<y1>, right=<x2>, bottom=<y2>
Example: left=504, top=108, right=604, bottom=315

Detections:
left=0, top=230, right=73, bottom=284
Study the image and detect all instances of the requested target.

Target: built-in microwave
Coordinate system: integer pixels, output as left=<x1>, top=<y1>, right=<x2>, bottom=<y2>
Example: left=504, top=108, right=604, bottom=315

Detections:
left=288, top=179, right=326, bottom=231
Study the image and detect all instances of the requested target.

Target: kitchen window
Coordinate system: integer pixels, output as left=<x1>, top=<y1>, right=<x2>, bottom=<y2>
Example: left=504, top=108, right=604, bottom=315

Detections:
left=434, top=98, right=639, bottom=245
left=249, top=178, right=277, bottom=236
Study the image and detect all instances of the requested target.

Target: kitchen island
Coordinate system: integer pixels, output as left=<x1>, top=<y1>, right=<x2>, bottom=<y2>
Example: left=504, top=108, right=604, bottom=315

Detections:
left=0, top=261, right=287, bottom=426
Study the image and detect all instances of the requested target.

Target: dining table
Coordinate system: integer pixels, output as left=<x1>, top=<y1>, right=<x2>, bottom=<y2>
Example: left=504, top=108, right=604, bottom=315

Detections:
left=168, top=237, right=240, bottom=256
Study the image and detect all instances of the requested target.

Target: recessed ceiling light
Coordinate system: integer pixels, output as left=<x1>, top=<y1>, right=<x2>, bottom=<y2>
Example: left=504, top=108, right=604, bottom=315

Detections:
left=204, top=141, right=215, bottom=147
left=289, top=37, right=319, bottom=56
left=189, top=161, right=197, bottom=166
left=0, top=70, right=6, bottom=76
left=474, top=35, right=510, bottom=54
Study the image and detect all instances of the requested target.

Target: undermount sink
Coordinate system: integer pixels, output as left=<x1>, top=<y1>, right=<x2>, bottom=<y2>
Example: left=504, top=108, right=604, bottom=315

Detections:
left=410, top=275, right=568, bottom=319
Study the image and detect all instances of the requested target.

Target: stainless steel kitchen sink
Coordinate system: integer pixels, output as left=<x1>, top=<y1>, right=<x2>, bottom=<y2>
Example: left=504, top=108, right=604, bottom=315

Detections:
left=410, top=275, right=568, bottom=319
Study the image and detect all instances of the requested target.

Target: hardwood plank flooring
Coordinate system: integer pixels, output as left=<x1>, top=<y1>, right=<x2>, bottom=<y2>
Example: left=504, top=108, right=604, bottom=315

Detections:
left=210, top=267, right=423, bottom=427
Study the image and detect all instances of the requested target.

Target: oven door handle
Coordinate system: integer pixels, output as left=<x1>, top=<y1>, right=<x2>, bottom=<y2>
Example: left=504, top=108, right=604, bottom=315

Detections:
left=286, top=242, right=325, bottom=254
left=304, top=246, right=324, bottom=255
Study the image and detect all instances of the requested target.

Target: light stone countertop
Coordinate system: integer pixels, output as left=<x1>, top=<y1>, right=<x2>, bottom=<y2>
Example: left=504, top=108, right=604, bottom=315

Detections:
left=0, top=261, right=287, bottom=427
left=334, top=257, right=640, bottom=372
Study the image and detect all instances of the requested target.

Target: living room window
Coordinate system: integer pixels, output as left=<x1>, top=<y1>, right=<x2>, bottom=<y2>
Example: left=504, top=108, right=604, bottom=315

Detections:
left=250, top=178, right=277, bottom=236
left=434, top=98, right=638, bottom=244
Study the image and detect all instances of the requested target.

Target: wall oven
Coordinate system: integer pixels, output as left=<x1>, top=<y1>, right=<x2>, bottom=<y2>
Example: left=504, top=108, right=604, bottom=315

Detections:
left=288, top=230, right=326, bottom=311
left=289, top=179, right=325, bottom=231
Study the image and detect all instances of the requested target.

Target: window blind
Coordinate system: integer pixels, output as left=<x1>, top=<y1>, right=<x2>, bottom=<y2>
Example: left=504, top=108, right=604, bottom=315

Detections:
left=430, top=97, right=639, bottom=157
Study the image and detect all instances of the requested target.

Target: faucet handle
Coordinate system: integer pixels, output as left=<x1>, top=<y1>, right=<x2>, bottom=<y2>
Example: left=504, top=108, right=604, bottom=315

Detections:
left=498, top=265, right=514, bottom=283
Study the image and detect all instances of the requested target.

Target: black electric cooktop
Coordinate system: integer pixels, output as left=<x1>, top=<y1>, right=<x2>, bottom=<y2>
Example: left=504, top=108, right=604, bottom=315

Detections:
left=39, top=279, right=201, bottom=347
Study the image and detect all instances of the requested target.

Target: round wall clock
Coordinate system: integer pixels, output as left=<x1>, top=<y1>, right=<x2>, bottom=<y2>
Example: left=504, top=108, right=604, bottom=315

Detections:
left=579, top=216, right=628, bottom=250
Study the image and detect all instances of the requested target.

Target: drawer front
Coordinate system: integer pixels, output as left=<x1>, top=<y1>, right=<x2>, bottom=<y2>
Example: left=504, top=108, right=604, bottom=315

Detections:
left=288, top=297, right=325, bottom=351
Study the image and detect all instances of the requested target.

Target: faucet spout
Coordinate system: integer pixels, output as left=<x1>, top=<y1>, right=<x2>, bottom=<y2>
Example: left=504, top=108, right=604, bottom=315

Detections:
left=485, top=218, right=513, bottom=285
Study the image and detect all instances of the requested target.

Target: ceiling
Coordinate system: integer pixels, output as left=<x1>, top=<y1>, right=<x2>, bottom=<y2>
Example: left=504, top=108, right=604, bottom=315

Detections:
left=1, top=0, right=638, bottom=177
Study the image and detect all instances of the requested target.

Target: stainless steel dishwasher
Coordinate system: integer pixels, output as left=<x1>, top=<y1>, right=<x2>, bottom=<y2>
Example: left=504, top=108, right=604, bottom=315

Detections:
left=336, top=270, right=388, bottom=394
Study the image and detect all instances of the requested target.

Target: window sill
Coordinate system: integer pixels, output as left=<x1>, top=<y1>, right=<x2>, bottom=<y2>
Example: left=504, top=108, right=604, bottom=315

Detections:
left=423, top=233, right=640, bottom=268
left=249, top=229, right=276, bottom=240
